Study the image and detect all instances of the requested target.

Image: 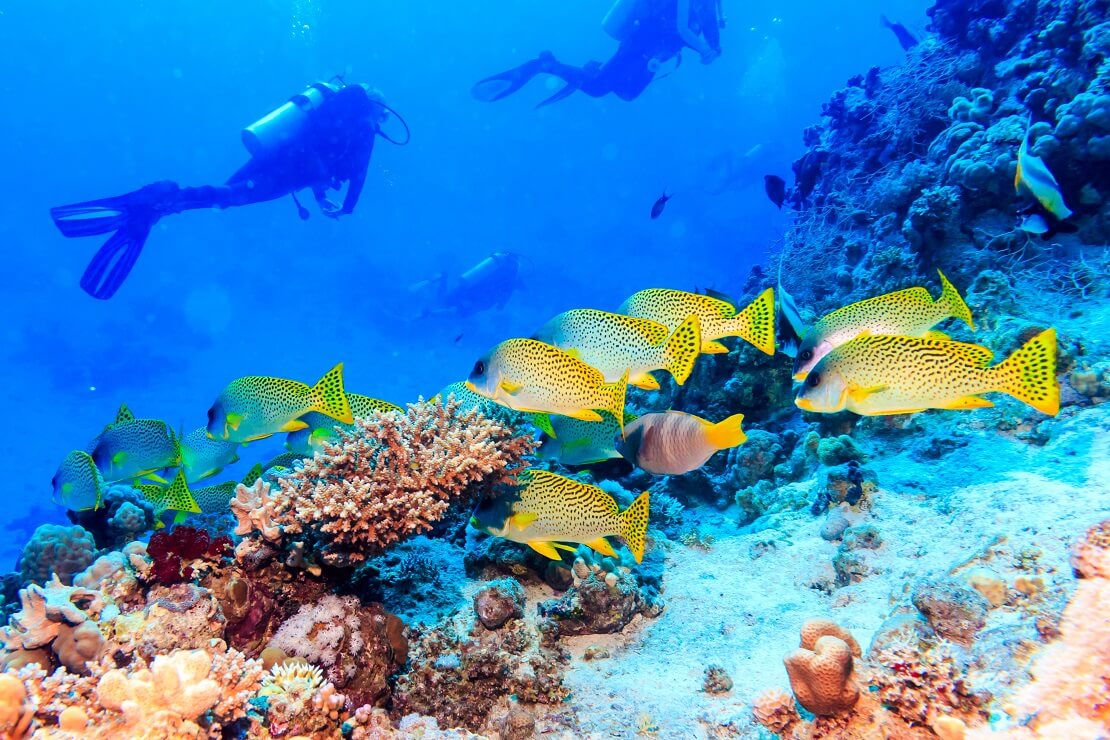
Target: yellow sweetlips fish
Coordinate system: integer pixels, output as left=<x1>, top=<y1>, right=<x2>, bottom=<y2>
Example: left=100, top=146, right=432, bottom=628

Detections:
left=465, top=339, right=628, bottom=432
left=52, top=451, right=107, bottom=511
left=1015, top=121, right=1073, bottom=220
left=206, top=363, right=353, bottom=443
left=285, top=393, right=401, bottom=455
left=91, top=418, right=182, bottom=483
left=537, top=411, right=634, bottom=466
left=616, top=410, right=747, bottom=475
left=795, top=329, right=1059, bottom=416
left=619, top=287, right=776, bottom=356
left=793, top=270, right=976, bottom=381
left=533, top=309, right=702, bottom=390
left=83, top=402, right=136, bottom=453
left=180, top=427, right=240, bottom=483
left=470, top=469, right=650, bottom=563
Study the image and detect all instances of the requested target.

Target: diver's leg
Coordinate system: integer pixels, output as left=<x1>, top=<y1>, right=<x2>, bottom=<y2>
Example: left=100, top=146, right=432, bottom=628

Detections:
left=472, top=51, right=592, bottom=102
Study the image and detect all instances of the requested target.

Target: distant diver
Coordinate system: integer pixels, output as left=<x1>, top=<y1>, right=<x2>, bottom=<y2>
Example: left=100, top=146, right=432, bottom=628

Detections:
left=472, top=0, right=723, bottom=107
left=880, top=15, right=919, bottom=51
left=410, top=252, right=525, bottom=318
left=51, top=79, right=409, bottom=299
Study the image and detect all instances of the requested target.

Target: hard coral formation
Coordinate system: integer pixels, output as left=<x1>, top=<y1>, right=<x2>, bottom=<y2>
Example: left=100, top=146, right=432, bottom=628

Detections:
left=20, top=525, right=97, bottom=586
left=783, top=619, right=862, bottom=716
left=250, top=399, right=534, bottom=567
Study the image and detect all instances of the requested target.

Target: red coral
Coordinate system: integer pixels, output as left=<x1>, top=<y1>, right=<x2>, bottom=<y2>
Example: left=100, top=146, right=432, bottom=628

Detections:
left=147, top=527, right=234, bottom=585
left=271, top=399, right=535, bottom=567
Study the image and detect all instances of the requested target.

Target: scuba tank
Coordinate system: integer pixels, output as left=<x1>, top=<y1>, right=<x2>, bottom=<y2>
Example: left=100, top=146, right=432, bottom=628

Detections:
left=602, top=0, right=640, bottom=41
left=241, top=81, right=341, bottom=156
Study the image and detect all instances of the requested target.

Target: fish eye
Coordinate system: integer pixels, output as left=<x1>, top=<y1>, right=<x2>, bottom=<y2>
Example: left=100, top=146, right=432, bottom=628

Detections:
left=472, top=360, right=485, bottom=376
left=801, top=349, right=813, bottom=361
left=806, top=372, right=821, bottom=388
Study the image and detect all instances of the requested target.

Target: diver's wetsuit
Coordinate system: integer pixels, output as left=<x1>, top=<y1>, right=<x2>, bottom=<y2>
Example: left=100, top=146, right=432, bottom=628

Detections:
left=474, top=0, right=720, bottom=105
left=51, top=83, right=385, bottom=299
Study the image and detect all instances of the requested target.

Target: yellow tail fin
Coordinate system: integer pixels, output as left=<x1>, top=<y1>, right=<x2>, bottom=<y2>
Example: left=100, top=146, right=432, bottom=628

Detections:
left=311, top=363, right=354, bottom=423
left=618, top=490, right=651, bottom=564
left=993, top=328, right=1059, bottom=416
left=728, top=287, right=776, bottom=355
left=936, top=270, right=975, bottom=331
left=663, top=314, right=702, bottom=386
left=602, top=370, right=629, bottom=437
left=704, top=413, right=747, bottom=450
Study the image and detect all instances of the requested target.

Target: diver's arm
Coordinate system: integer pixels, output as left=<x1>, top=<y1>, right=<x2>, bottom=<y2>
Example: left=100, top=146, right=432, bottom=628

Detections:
left=339, top=134, right=375, bottom=215
left=676, top=0, right=712, bottom=59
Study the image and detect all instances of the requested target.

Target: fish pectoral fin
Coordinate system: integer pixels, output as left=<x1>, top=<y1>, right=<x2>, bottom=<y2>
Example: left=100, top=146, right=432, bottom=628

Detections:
left=938, top=395, right=994, bottom=410
left=143, top=473, right=170, bottom=485
left=225, top=412, right=243, bottom=431
left=278, top=419, right=310, bottom=433
left=551, top=543, right=579, bottom=553
left=869, top=408, right=928, bottom=416
left=564, top=409, right=604, bottom=422
left=703, top=340, right=730, bottom=354
left=584, top=537, right=619, bottom=559
left=630, top=372, right=661, bottom=391
left=499, top=379, right=525, bottom=395
left=511, top=511, right=538, bottom=528
left=243, top=433, right=274, bottom=443
left=847, top=384, right=887, bottom=403
left=530, top=413, right=556, bottom=437
left=527, top=541, right=565, bottom=560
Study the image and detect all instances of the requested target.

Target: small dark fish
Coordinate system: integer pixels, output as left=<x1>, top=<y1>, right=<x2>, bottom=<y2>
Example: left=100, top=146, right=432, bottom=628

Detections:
left=881, top=15, right=919, bottom=51
left=454, top=334, right=464, bottom=343
left=764, top=175, right=786, bottom=209
left=650, top=191, right=672, bottom=219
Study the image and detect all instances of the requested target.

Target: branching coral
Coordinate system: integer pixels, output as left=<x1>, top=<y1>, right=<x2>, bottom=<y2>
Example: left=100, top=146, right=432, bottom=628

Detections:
left=264, top=399, right=535, bottom=567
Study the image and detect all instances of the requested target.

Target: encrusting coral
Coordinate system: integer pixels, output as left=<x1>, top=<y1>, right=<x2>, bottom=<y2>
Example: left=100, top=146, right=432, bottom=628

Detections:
left=235, top=398, right=535, bottom=567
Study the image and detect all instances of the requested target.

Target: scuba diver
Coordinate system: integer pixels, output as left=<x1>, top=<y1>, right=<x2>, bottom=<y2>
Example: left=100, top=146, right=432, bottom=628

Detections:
left=409, top=252, right=525, bottom=319
left=472, top=0, right=723, bottom=107
left=51, top=79, right=407, bottom=299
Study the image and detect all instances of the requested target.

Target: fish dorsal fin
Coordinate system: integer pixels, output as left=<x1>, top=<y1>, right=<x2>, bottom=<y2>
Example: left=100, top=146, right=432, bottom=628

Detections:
left=953, top=342, right=994, bottom=367
left=114, top=403, right=135, bottom=425
left=530, top=413, right=556, bottom=437
left=624, top=316, right=670, bottom=346
left=924, top=330, right=951, bottom=341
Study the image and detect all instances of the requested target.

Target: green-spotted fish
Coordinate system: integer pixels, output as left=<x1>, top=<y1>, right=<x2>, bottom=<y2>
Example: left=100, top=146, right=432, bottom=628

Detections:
left=83, top=403, right=136, bottom=453
left=537, top=411, right=634, bottom=466
left=470, top=469, right=650, bottom=563
left=286, top=393, right=401, bottom=455
left=52, top=451, right=107, bottom=511
left=533, top=309, right=701, bottom=390
left=795, top=329, right=1059, bottom=416
left=91, top=418, right=182, bottom=483
left=181, top=428, right=240, bottom=483
left=617, top=411, right=746, bottom=475
left=206, top=363, right=353, bottom=443
left=466, top=339, right=628, bottom=432
left=241, top=451, right=309, bottom=487
left=190, top=481, right=238, bottom=513
left=620, top=287, right=776, bottom=356
left=793, top=270, right=975, bottom=380
left=135, top=470, right=202, bottom=526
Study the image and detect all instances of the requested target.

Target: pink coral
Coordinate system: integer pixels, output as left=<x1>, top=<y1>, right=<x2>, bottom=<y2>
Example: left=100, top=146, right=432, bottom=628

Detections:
left=268, top=399, right=534, bottom=566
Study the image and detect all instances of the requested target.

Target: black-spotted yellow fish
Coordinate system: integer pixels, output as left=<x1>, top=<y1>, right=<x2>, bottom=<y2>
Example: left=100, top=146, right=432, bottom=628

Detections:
left=620, top=287, right=776, bottom=356
left=285, top=393, right=401, bottom=455
left=793, top=270, right=975, bottom=380
left=181, top=428, right=240, bottom=483
left=470, top=470, right=650, bottom=563
left=135, top=470, right=202, bottom=527
left=617, top=411, right=746, bottom=475
left=206, top=363, right=353, bottom=443
left=533, top=309, right=701, bottom=390
left=1016, top=120, right=1072, bottom=220
left=466, top=339, right=628, bottom=432
left=537, top=411, right=634, bottom=466
left=91, top=418, right=182, bottom=483
left=795, top=329, right=1059, bottom=416
left=52, top=451, right=107, bottom=511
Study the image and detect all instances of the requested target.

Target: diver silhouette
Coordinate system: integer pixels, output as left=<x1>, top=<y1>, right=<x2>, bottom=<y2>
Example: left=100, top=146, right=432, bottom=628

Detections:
left=51, top=80, right=408, bottom=299
left=473, top=0, right=723, bottom=106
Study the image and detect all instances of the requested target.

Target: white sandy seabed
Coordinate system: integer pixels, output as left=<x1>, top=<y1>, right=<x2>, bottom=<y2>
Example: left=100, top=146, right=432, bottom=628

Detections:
left=516, top=403, right=1110, bottom=739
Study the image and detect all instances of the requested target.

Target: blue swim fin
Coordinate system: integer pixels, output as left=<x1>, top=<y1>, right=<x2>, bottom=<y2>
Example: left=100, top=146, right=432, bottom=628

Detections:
left=472, top=56, right=548, bottom=102
left=79, top=219, right=154, bottom=300
left=51, top=197, right=133, bottom=237
left=536, top=81, right=578, bottom=108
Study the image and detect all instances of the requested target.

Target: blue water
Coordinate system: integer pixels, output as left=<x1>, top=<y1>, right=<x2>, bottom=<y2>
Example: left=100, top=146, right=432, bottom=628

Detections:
left=0, top=0, right=926, bottom=563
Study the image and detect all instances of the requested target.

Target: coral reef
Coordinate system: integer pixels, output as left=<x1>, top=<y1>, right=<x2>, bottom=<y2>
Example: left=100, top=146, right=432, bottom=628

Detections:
left=19, top=525, right=97, bottom=586
left=236, top=399, right=534, bottom=568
